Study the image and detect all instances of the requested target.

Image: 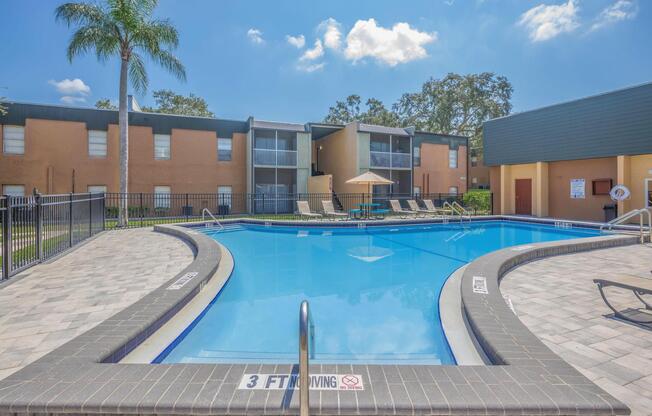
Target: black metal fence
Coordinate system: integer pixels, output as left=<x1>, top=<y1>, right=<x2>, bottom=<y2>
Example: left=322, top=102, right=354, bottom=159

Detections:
left=1, top=193, right=104, bottom=280
left=104, top=191, right=492, bottom=228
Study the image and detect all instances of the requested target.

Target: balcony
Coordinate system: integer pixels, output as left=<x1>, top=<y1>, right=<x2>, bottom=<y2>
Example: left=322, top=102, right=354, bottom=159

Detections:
left=370, top=151, right=411, bottom=169
left=254, top=149, right=297, bottom=167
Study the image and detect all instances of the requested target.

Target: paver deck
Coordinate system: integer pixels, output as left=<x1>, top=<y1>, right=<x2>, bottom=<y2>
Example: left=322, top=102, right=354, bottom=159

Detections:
left=0, top=228, right=193, bottom=380
left=502, top=243, right=652, bottom=416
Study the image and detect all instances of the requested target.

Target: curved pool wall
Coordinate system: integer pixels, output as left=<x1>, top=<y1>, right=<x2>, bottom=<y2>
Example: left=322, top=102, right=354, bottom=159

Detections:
left=155, top=220, right=600, bottom=365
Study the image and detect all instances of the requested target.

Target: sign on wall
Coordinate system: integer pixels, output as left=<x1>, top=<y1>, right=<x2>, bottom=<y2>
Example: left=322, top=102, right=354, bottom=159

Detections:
left=570, top=179, right=585, bottom=199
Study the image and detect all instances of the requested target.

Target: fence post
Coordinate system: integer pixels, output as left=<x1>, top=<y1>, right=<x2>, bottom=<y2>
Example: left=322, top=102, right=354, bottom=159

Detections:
left=35, top=193, right=43, bottom=260
left=490, top=192, right=494, bottom=215
left=140, top=193, right=144, bottom=228
left=68, top=193, right=73, bottom=248
left=88, top=193, right=92, bottom=237
left=102, top=193, right=106, bottom=231
left=2, top=196, right=12, bottom=279
left=185, top=193, right=189, bottom=221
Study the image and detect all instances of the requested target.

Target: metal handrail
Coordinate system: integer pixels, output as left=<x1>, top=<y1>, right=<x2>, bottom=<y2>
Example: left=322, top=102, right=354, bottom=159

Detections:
left=201, top=208, right=224, bottom=231
left=600, top=208, right=651, bottom=244
left=299, top=300, right=315, bottom=416
left=443, top=201, right=470, bottom=222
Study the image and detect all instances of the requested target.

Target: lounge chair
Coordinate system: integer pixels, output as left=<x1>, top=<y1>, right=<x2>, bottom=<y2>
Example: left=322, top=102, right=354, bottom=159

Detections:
left=389, top=199, right=417, bottom=218
left=424, top=199, right=453, bottom=216
left=594, top=274, right=652, bottom=324
left=407, top=200, right=430, bottom=217
left=296, top=201, right=322, bottom=219
left=322, top=200, right=348, bottom=219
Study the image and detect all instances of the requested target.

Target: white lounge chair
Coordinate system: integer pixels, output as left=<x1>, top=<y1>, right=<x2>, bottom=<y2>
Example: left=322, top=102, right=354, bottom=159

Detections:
left=424, top=199, right=453, bottom=216
left=322, top=200, right=348, bottom=219
left=389, top=199, right=417, bottom=218
left=407, top=200, right=430, bottom=217
left=297, top=201, right=322, bottom=219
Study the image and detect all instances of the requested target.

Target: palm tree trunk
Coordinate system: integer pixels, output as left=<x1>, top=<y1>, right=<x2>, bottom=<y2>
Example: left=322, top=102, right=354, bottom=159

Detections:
left=118, top=58, right=129, bottom=227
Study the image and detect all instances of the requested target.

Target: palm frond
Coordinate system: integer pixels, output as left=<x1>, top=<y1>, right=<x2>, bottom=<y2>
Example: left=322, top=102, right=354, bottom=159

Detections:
left=128, top=52, right=148, bottom=94
left=132, top=19, right=179, bottom=50
left=67, top=25, right=120, bottom=62
left=55, top=2, right=106, bottom=26
left=148, top=49, right=187, bottom=82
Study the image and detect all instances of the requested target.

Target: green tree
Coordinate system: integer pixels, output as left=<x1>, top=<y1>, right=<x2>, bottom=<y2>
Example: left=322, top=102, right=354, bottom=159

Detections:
left=141, top=89, right=214, bottom=117
left=394, top=72, right=512, bottom=154
left=56, top=0, right=186, bottom=227
left=324, top=95, right=399, bottom=127
left=95, top=98, right=117, bottom=110
left=0, top=100, right=6, bottom=116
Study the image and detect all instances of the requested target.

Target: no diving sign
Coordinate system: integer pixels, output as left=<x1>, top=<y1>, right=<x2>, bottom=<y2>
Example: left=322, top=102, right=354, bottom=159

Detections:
left=238, top=373, right=364, bottom=391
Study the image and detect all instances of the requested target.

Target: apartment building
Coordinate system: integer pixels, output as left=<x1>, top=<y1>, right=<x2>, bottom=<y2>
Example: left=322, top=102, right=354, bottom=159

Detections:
left=0, top=101, right=467, bottom=212
left=484, top=82, right=652, bottom=222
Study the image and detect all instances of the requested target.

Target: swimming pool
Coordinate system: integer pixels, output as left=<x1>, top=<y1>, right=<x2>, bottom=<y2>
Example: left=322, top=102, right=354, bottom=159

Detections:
left=156, top=220, right=598, bottom=365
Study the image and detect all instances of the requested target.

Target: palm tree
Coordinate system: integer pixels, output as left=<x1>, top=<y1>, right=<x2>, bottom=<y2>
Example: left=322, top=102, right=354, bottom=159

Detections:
left=56, top=0, right=186, bottom=227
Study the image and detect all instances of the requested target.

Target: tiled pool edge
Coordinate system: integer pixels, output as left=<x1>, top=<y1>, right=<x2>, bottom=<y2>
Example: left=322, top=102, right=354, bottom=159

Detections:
left=0, top=224, right=635, bottom=415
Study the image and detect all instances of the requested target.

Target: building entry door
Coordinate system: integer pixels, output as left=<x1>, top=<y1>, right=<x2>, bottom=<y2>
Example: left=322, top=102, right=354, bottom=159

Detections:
left=646, top=178, right=652, bottom=208
left=515, top=179, right=532, bottom=215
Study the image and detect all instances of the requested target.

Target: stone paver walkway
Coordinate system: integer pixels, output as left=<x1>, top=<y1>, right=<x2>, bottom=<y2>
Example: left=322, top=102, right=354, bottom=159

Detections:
left=0, top=228, right=192, bottom=380
left=502, top=243, right=652, bottom=416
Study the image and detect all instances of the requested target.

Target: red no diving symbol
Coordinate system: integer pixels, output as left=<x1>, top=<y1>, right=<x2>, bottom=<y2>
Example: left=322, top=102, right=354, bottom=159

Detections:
left=341, top=375, right=360, bottom=387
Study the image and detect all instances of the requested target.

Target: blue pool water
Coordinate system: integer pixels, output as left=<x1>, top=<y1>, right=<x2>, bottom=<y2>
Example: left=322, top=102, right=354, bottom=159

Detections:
left=157, top=221, right=598, bottom=365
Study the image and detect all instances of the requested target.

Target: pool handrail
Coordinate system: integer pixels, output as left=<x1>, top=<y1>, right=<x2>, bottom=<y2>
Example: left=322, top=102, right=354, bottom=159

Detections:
left=299, top=300, right=314, bottom=416
left=201, top=208, right=224, bottom=231
left=599, top=207, right=651, bottom=244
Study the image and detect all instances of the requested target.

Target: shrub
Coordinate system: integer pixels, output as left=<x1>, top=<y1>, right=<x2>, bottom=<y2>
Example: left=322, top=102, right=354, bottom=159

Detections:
left=463, top=190, right=492, bottom=213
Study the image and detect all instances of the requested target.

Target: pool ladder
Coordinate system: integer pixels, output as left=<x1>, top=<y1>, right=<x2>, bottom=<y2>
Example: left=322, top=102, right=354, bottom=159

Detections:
left=299, top=300, right=315, bottom=416
left=443, top=201, right=471, bottom=222
left=599, top=208, right=651, bottom=244
left=201, top=208, right=224, bottom=232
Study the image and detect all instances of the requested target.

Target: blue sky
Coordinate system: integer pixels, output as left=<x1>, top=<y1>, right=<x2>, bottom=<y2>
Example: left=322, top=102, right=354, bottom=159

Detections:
left=1, top=0, right=650, bottom=122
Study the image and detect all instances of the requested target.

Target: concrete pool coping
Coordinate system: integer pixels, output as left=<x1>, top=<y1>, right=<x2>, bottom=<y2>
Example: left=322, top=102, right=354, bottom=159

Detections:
left=0, top=219, right=637, bottom=415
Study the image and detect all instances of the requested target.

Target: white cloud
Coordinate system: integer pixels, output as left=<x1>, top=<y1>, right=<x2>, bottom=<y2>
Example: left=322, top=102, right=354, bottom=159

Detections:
left=286, top=34, right=306, bottom=48
left=518, top=0, right=579, bottom=42
left=297, top=62, right=325, bottom=73
left=300, top=39, right=325, bottom=61
left=247, top=28, right=264, bottom=44
left=343, top=19, right=437, bottom=66
left=48, top=78, right=91, bottom=96
left=318, top=18, right=343, bottom=50
left=591, top=0, right=638, bottom=31
left=60, top=96, right=87, bottom=105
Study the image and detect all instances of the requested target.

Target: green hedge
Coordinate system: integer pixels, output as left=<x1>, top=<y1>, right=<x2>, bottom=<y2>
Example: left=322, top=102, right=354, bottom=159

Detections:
left=462, top=190, right=492, bottom=213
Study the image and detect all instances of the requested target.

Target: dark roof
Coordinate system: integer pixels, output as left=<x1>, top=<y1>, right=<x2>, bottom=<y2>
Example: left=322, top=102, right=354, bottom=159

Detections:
left=357, top=123, right=409, bottom=136
left=0, top=101, right=249, bottom=137
left=307, top=122, right=344, bottom=140
left=252, top=119, right=307, bottom=132
left=483, top=82, right=652, bottom=166
left=413, top=131, right=467, bottom=150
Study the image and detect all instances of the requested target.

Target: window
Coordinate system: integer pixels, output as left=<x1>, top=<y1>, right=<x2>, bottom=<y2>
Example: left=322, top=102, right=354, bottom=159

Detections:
left=3, top=185, right=25, bottom=197
left=413, top=146, right=420, bottom=166
left=471, top=156, right=478, bottom=167
left=88, top=130, right=107, bottom=157
left=218, top=137, right=232, bottom=161
left=154, top=134, right=170, bottom=160
left=3, top=125, right=25, bottom=154
left=154, top=186, right=171, bottom=209
left=448, top=186, right=458, bottom=195
left=413, top=186, right=421, bottom=196
left=472, top=177, right=478, bottom=184
left=87, top=185, right=107, bottom=194
left=448, top=149, right=458, bottom=168
left=218, top=186, right=232, bottom=209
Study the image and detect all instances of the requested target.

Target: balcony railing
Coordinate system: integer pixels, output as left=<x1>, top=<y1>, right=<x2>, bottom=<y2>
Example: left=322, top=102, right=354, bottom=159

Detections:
left=370, top=151, right=411, bottom=169
left=254, top=148, right=297, bottom=167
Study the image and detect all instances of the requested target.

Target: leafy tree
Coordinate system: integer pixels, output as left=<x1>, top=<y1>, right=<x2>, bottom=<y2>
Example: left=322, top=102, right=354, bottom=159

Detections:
left=95, top=98, right=117, bottom=110
left=394, top=72, right=512, bottom=154
left=0, top=100, right=6, bottom=116
left=56, top=0, right=186, bottom=227
left=141, top=89, right=214, bottom=117
left=324, top=95, right=399, bottom=127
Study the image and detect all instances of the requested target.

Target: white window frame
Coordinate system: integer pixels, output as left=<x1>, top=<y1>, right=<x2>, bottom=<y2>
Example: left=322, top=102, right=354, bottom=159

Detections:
left=218, top=137, right=232, bottom=161
left=154, top=186, right=171, bottom=209
left=448, top=148, right=458, bottom=169
left=218, top=185, right=232, bottom=209
left=3, top=185, right=25, bottom=197
left=413, top=146, right=420, bottom=167
left=88, top=130, right=108, bottom=158
left=413, top=186, right=421, bottom=196
left=154, top=134, right=171, bottom=160
left=87, top=185, right=107, bottom=194
left=448, top=186, right=458, bottom=195
left=3, top=125, right=25, bottom=155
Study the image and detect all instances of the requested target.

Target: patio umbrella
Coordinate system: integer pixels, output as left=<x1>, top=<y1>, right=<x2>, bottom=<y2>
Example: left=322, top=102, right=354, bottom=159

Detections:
left=346, top=171, right=394, bottom=197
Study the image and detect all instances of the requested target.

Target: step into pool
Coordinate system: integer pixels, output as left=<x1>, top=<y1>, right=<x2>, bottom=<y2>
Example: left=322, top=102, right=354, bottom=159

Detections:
left=155, top=220, right=598, bottom=365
